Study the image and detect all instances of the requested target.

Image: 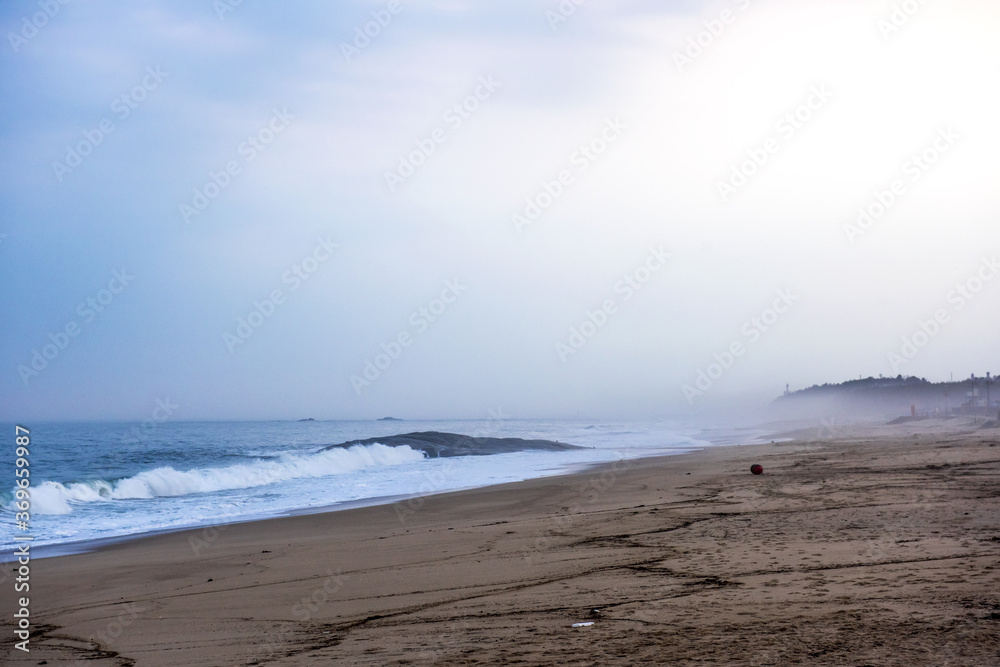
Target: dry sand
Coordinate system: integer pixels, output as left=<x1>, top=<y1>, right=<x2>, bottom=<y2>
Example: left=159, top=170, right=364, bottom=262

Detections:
left=3, top=418, right=999, bottom=665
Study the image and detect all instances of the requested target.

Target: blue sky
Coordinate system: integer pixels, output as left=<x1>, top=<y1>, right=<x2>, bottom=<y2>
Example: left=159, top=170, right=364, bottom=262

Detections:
left=2, top=0, right=999, bottom=421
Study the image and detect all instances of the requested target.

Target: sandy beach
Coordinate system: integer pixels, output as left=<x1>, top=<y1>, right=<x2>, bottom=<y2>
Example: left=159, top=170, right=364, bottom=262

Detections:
left=4, top=418, right=999, bottom=666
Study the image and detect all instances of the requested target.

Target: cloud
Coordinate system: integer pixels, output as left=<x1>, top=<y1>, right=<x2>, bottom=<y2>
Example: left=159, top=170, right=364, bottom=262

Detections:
left=1, top=0, right=999, bottom=420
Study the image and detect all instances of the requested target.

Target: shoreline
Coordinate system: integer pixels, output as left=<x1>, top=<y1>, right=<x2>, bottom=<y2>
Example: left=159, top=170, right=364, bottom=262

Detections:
left=13, top=446, right=706, bottom=563
left=0, top=418, right=921, bottom=565
left=12, top=421, right=762, bottom=561
left=6, top=418, right=997, bottom=665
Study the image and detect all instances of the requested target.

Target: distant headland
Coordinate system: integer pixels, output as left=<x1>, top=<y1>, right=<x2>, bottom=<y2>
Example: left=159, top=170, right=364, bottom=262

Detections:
left=775, top=373, right=997, bottom=419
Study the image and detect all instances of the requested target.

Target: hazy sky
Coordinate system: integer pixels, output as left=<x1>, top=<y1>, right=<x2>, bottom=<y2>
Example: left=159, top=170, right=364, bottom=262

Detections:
left=2, top=0, right=998, bottom=422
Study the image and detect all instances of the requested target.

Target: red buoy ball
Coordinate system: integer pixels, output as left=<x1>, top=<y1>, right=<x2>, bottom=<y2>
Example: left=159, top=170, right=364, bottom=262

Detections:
left=750, top=464, right=763, bottom=475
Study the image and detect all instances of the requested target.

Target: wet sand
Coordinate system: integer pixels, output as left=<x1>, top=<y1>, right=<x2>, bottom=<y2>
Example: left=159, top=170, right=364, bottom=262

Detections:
left=3, top=418, right=999, bottom=665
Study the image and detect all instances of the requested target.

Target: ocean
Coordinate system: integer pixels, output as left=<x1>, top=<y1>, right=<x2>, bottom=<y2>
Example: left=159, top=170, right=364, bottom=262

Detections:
left=1, top=419, right=761, bottom=559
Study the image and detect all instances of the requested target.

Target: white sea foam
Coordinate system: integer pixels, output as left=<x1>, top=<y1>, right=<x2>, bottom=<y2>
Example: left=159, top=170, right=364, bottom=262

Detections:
left=28, top=443, right=425, bottom=515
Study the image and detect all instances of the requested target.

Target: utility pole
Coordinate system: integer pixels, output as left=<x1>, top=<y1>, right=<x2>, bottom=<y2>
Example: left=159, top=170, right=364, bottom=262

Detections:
left=970, top=373, right=978, bottom=422
left=987, top=372, right=994, bottom=418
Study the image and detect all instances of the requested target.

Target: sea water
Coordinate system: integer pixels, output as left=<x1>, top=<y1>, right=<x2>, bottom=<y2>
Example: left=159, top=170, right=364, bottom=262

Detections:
left=0, top=419, right=754, bottom=558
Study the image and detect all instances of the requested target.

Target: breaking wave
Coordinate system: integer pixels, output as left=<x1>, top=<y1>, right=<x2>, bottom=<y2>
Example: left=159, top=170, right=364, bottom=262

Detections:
left=26, top=443, right=425, bottom=515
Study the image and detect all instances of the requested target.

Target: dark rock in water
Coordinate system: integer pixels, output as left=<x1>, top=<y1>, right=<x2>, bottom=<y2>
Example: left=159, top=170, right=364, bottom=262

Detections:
left=298, top=418, right=316, bottom=422
left=378, top=416, right=402, bottom=421
left=322, top=431, right=581, bottom=457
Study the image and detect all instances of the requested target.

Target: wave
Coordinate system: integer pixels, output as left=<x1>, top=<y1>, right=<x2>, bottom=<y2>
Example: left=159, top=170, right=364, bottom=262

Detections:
left=321, top=431, right=582, bottom=457
left=26, top=443, right=426, bottom=515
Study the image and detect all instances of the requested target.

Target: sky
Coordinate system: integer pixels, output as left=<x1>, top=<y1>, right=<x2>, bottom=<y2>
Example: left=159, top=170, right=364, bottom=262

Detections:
left=1, top=0, right=998, bottom=422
